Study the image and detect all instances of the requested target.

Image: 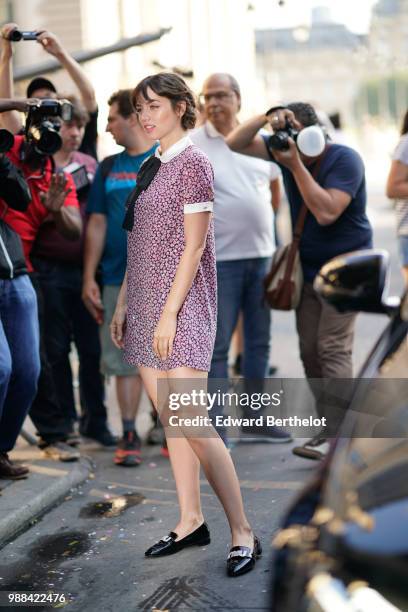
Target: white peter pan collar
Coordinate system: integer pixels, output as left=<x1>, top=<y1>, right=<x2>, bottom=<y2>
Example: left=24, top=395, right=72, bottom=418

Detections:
left=155, top=135, right=193, bottom=163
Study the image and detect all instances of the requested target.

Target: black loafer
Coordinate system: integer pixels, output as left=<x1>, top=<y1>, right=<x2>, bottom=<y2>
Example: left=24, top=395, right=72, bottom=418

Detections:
left=227, top=535, right=262, bottom=577
left=145, top=522, right=210, bottom=557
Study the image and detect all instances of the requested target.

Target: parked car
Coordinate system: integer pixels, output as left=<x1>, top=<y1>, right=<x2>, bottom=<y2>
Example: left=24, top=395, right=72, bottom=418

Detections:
left=271, top=250, right=408, bottom=612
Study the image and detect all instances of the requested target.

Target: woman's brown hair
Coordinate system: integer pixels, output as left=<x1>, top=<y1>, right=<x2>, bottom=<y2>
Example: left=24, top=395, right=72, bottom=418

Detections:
left=132, top=72, right=196, bottom=130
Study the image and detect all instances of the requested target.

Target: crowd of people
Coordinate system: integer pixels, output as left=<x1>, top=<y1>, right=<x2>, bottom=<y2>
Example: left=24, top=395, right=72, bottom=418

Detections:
left=0, top=23, right=406, bottom=568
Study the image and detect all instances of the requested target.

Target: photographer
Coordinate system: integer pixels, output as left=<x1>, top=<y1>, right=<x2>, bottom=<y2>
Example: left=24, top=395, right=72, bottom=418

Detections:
left=0, top=23, right=98, bottom=159
left=1, top=97, right=83, bottom=461
left=226, top=103, right=373, bottom=460
left=1, top=98, right=81, bottom=247
left=0, top=152, right=40, bottom=479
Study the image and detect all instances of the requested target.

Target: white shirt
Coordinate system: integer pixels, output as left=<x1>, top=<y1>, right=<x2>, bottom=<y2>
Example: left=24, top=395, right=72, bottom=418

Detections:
left=191, top=121, right=280, bottom=261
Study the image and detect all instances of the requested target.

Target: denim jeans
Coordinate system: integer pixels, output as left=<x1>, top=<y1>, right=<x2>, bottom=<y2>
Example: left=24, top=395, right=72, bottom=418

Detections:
left=30, top=258, right=108, bottom=437
left=0, top=275, right=40, bottom=452
left=208, top=257, right=272, bottom=433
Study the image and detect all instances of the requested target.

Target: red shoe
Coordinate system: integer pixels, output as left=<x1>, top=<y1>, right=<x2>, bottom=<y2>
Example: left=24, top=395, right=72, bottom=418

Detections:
left=114, top=431, right=142, bottom=466
left=160, top=440, right=169, bottom=459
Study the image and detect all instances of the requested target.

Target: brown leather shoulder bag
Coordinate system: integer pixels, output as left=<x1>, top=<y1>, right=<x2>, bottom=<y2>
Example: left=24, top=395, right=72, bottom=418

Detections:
left=264, top=149, right=327, bottom=310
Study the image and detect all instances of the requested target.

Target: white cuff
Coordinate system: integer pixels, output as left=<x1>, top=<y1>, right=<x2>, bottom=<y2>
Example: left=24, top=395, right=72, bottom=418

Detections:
left=184, top=201, right=213, bottom=214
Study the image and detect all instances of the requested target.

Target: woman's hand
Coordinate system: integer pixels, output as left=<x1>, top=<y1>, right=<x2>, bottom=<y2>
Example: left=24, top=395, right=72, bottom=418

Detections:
left=110, top=305, right=127, bottom=349
left=153, top=310, right=177, bottom=361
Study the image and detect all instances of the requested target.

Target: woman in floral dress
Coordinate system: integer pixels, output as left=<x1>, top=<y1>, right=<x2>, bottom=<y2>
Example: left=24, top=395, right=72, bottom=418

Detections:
left=110, top=73, right=261, bottom=577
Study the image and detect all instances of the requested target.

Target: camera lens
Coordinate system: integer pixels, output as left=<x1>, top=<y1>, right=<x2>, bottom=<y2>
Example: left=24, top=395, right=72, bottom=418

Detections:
left=38, top=130, right=62, bottom=155
left=8, top=29, right=23, bottom=42
left=27, top=123, right=62, bottom=155
left=296, top=125, right=325, bottom=157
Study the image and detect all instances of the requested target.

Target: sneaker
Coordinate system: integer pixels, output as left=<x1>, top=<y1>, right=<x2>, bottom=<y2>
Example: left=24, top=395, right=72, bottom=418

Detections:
left=42, top=441, right=80, bottom=462
left=66, top=430, right=82, bottom=447
left=0, top=452, right=29, bottom=479
left=80, top=428, right=118, bottom=447
left=114, top=431, right=142, bottom=466
left=240, top=423, right=292, bottom=443
left=292, top=437, right=330, bottom=460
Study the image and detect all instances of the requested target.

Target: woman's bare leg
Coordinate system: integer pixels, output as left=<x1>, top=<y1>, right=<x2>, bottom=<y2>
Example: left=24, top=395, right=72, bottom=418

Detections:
left=139, top=366, right=204, bottom=540
left=139, top=365, right=253, bottom=548
left=167, top=367, right=253, bottom=549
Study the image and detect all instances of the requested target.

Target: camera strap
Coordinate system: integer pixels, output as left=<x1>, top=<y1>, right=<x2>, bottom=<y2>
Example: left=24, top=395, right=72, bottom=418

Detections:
left=18, top=138, right=47, bottom=177
left=293, top=145, right=329, bottom=242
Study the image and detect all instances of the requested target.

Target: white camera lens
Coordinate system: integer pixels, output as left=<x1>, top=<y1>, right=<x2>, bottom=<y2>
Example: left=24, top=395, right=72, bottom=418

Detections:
left=297, top=125, right=325, bottom=157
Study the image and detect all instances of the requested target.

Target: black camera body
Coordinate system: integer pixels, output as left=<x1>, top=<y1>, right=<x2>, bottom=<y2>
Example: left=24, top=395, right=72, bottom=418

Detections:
left=267, top=120, right=299, bottom=152
left=6, top=29, right=38, bottom=41
left=64, top=162, right=90, bottom=193
left=25, top=99, right=73, bottom=155
left=0, top=99, right=73, bottom=155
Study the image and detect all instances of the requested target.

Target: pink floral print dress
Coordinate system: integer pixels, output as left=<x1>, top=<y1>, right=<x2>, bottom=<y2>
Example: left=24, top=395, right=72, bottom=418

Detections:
left=124, top=136, right=217, bottom=371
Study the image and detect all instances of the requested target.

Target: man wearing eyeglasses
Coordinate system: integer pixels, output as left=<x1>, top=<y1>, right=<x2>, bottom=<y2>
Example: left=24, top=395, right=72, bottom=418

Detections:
left=191, top=73, right=291, bottom=444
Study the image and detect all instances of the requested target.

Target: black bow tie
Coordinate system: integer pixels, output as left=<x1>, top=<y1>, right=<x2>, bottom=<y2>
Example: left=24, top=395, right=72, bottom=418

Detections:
left=122, top=155, right=162, bottom=231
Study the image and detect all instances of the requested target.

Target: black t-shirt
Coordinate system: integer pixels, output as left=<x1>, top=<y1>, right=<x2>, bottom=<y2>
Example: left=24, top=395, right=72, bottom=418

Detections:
left=262, top=137, right=373, bottom=281
left=79, top=107, right=98, bottom=160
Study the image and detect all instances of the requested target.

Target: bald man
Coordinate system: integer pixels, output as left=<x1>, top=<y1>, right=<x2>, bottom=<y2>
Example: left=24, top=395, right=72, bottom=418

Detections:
left=191, top=74, right=290, bottom=444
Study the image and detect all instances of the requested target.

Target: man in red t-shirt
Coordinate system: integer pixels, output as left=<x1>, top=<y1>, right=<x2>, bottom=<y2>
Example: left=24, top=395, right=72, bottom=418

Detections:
left=4, top=135, right=80, bottom=270
left=1, top=119, right=82, bottom=460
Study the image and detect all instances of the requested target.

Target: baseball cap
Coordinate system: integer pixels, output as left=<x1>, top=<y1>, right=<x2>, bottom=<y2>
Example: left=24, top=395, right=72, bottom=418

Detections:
left=26, top=77, right=57, bottom=98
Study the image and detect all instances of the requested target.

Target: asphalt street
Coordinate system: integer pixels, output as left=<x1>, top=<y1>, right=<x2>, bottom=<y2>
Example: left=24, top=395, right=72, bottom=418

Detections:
left=0, top=441, right=310, bottom=612
left=0, top=185, right=405, bottom=612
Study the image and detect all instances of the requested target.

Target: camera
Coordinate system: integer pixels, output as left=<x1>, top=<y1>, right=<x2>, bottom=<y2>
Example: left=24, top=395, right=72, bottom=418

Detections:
left=63, top=162, right=90, bottom=193
left=0, top=99, right=72, bottom=155
left=25, top=98, right=73, bottom=155
left=267, top=120, right=299, bottom=152
left=5, top=29, right=39, bottom=41
left=268, top=121, right=327, bottom=157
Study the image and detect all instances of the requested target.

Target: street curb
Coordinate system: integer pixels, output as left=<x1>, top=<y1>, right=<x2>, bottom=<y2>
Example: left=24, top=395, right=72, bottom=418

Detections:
left=0, top=457, right=93, bottom=549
